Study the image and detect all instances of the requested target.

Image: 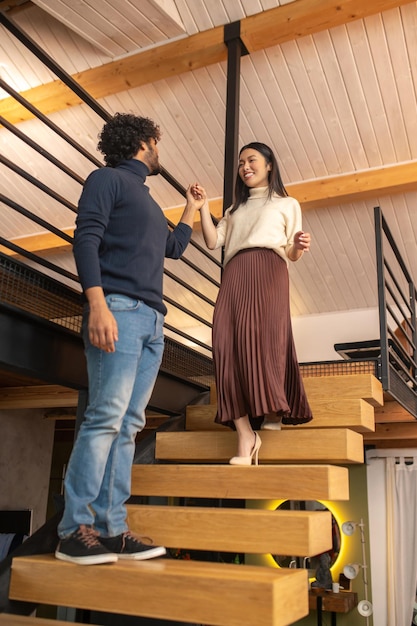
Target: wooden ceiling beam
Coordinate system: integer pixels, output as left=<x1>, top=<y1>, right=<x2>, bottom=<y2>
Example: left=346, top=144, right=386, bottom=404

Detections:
left=0, top=227, right=75, bottom=256
left=0, top=0, right=413, bottom=124
left=287, top=161, right=417, bottom=210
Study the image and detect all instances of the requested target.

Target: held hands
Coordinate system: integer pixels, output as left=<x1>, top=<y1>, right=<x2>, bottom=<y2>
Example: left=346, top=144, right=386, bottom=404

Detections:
left=294, top=231, right=311, bottom=252
left=186, top=182, right=207, bottom=211
left=180, top=183, right=207, bottom=227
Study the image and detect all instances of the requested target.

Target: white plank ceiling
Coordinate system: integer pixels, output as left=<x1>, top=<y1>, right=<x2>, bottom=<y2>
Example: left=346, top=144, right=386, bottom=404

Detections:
left=1, top=0, right=417, bottom=353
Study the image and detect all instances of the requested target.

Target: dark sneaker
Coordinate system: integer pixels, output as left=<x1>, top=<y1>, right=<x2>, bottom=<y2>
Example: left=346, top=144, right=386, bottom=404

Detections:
left=99, top=531, right=166, bottom=560
left=55, top=525, right=118, bottom=565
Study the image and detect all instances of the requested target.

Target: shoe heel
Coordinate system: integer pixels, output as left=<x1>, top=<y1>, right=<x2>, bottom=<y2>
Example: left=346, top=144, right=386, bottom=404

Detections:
left=229, top=433, right=262, bottom=465
left=253, top=432, right=261, bottom=465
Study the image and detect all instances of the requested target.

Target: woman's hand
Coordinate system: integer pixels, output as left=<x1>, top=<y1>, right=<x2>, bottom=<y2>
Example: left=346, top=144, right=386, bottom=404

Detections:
left=288, top=231, right=311, bottom=261
left=294, top=231, right=311, bottom=252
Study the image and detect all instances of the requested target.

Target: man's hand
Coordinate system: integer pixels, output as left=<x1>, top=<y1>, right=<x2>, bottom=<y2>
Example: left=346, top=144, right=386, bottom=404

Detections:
left=85, top=287, right=118, bottom=352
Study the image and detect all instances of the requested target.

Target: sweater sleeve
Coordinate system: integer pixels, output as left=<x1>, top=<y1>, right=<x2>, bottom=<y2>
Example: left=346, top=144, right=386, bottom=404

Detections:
left=73, top=170, right=116, bottom=291
left=165, top=222, right=193, bottom=259
left=213, top=207, right=231, bottom=249
left=284, top=197, right=303, bottom=260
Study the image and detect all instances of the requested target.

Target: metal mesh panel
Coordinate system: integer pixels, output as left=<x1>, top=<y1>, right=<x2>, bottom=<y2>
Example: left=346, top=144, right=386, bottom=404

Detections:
left=162, top=337, right=214, bottom=387
left=0, top=255, right=82, bottom=333
left=388, top=365, right=417, bottom=415
left=300, top=359, right=379, bottom=378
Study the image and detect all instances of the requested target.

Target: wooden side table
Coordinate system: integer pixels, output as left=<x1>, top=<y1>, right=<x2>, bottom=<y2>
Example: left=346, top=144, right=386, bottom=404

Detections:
left=309, top=589, right=358, bottom=626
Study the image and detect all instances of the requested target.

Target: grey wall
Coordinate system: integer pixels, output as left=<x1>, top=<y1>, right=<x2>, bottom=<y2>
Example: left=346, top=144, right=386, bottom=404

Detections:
left=0, top=409, right=55, bottom=533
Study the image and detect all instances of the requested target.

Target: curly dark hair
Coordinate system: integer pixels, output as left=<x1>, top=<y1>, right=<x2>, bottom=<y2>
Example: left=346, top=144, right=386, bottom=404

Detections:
left=231, top=141, right=288, bottom=213
left=97, top=113, right=161, bottom=167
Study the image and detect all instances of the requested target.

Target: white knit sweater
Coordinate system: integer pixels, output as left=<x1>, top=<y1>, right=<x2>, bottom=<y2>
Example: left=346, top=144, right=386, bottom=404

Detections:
left=214, top=186, right=303, bottom=266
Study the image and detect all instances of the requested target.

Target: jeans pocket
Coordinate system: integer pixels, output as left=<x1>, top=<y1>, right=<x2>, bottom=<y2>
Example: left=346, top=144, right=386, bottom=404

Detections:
left=106, top=294, right=141, bottom=312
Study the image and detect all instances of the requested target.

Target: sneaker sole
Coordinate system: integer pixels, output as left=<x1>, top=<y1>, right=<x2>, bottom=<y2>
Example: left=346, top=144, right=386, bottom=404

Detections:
left=117, top=546, right=167, bottom=560
left=55, top=550, right=118, bottom=565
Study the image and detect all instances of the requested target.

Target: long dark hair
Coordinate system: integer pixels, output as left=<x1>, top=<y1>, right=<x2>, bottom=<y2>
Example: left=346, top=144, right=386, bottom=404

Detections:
left=230, top=142, right=288, bottom=213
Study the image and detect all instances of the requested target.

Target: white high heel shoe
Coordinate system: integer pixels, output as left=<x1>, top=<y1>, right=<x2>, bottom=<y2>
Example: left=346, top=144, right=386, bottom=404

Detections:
left=229, top=432, right=262, bottom=466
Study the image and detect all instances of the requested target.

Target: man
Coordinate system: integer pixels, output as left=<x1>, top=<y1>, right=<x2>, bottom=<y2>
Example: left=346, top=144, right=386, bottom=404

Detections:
left=55, top=113, right=206, bottom=565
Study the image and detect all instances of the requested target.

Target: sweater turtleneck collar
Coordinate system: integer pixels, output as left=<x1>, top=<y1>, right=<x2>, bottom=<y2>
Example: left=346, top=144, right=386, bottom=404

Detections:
left=117, top=159, right=149, bottom=180
left=248, top=186, right=269, bottom=198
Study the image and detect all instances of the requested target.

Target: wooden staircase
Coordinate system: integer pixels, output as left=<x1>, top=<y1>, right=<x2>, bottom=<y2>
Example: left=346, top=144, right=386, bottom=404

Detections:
left=5, top=372, right=383, bottom=626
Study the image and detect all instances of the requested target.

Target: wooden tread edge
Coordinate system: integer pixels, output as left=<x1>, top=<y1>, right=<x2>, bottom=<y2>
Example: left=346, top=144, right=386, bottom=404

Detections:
left=131, top=463, right=350, bottom=500
left=155, top=429, right=364, bottom=464
left=127, top=505, right=332, bottom=555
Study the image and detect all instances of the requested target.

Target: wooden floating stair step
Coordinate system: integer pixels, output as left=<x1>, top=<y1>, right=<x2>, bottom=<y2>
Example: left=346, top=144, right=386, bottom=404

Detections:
left=9, top=554, right=309, bottom=626
left=131, top=463, right=350, bottom=500
left=127, top=504, right=333, bottom=556
left=302, top=373, right=383, bottom=406
left=155, top=428, right=364, bottom=464
left=187, top=398, right=375, bottom=432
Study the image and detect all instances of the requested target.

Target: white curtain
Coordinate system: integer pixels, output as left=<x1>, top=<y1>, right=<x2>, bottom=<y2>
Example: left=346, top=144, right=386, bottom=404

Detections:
left=366, top=448, right=417, bottom=626
left=367, top=450, right=417, bottom=626
left=386, top=456, right=417, bottom=626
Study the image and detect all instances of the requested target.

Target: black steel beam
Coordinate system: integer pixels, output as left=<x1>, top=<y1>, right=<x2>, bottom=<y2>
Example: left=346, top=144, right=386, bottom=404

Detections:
left=0, top=304, right=87, bottom=389
left=223, top=21, right=248, bottom=213
left=374, top=206, right=390, bottom=391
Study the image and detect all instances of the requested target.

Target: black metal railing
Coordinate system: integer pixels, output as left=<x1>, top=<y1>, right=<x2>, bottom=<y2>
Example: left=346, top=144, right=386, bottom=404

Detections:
left=0, top=10, right=220, bottom=364
left=374, top=205, right=417, bottom=417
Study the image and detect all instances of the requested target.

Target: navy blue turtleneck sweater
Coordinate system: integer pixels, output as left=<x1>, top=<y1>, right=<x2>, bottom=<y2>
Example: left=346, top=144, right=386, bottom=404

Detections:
left=73, top=159, right=191, bottom=315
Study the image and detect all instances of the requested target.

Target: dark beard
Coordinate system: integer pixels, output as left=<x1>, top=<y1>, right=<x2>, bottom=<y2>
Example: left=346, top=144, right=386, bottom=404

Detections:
left=145, top=147, right=161, bottom=176
left=147, top=161, right=161, bottom=176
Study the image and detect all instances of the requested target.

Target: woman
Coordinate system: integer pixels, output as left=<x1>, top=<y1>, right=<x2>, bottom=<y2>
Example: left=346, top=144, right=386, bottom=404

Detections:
left=198, top=142, right=313, bottom=465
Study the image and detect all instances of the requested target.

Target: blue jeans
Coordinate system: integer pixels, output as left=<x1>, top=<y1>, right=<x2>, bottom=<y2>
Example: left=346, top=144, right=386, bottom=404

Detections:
left=58, top=295, right=164, bottom=538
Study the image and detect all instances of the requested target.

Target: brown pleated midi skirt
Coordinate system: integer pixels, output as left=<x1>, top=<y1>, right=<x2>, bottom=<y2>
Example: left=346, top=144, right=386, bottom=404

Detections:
left=212, top=248, right=313, bottom=427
